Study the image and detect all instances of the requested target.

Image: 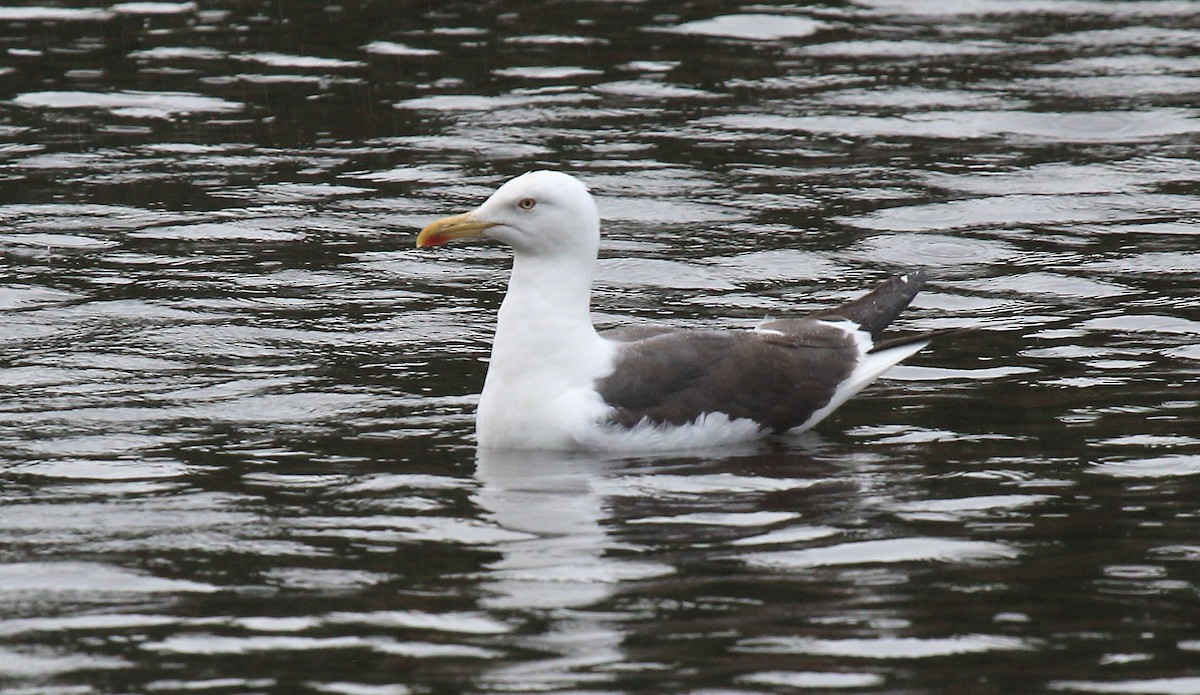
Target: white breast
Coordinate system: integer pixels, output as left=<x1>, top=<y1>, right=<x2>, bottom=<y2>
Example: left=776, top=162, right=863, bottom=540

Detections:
left=476, top=320, right=616, bottom=450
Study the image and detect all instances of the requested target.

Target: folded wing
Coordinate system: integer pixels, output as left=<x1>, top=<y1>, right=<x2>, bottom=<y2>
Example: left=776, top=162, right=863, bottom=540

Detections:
left=594, top=270, right=932, bottom=433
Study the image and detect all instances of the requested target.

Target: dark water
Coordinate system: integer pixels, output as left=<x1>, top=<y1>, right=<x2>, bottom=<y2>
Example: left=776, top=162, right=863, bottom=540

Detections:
left=2, top=1, right=1199, bottom=693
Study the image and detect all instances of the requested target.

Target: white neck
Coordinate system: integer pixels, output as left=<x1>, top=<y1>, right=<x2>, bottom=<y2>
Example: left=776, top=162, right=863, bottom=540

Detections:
left=491, top=252, right=599, bottom=370
left=476, top=251, right=614, bottom=449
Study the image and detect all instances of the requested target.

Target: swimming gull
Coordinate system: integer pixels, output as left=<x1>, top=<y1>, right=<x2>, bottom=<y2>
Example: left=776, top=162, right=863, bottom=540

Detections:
left=417, top=170, right=942, bottom=451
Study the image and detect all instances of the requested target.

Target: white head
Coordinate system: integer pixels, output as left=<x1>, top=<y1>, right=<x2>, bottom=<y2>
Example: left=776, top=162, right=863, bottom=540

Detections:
left=417, top=170, right=600, bottom=261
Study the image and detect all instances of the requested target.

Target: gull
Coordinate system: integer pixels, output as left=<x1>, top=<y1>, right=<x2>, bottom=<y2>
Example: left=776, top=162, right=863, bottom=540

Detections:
left=417, top=171, right=940, bottom=451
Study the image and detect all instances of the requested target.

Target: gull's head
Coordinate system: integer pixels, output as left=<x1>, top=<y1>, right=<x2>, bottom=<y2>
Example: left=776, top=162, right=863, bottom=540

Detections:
left=416, top=171, right=600, bottom=259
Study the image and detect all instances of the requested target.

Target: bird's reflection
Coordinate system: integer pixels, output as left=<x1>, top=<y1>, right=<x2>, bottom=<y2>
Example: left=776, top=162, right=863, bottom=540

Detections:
left=472, top=447, right=673, bottom=690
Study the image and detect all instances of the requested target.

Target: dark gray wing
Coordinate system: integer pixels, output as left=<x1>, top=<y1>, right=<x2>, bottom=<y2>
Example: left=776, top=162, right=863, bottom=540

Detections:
left=802, top=269, right=926, bottom=337
left=593, top=270, right=929, bottom=432
left=595, top=321, right=859, bottom=432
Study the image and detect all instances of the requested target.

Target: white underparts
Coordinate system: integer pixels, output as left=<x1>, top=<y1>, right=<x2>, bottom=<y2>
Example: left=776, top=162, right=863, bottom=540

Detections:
left=578, top=411, right=766, bottom=452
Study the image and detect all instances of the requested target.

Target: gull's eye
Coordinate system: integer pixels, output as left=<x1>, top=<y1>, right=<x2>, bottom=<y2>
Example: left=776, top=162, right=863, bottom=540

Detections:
left=517, top=197, right=537, bottom=210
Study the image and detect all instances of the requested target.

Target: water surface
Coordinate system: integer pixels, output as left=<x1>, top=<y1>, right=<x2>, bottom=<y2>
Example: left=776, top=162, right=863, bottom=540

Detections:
left=2, top=2, right=1199, bottom=693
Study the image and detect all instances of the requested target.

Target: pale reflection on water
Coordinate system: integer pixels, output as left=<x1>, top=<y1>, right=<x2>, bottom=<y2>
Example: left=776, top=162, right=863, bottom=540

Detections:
left=1, top=1, right=1199, bottom=693
left=475, top=449, right=662, bottom=690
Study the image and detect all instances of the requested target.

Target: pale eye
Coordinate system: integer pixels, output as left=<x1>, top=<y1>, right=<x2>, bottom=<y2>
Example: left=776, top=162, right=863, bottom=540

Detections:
left=517, top=197, right=537, bottom=210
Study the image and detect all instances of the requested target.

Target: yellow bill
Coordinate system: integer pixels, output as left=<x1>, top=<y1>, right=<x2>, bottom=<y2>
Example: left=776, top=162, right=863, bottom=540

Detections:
left=416, top=211, right=497, bottom=248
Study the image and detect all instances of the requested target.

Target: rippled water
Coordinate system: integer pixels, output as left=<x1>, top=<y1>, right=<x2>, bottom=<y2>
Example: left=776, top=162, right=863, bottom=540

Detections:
left=1, top=2, right=1198, bottom=693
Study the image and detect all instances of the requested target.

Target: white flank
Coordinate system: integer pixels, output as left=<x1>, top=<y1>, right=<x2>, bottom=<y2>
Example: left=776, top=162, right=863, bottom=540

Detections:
left=579, top=411, right=765, bottom=452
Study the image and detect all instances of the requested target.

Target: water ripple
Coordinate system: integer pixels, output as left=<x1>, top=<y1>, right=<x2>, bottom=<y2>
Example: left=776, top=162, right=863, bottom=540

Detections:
left=802, top=39, right=1007, bottom=57
left=739, top=671, right=886, bottom=688
left=0, top=562, right=216, bottom=594
left=745, top=537, right=1019, bottom=569
left=842, top=194, right=1200, bottom=232
left=630, top=511, right=799, bottom=527
left=1050, top=677, right=1200, bottom=694
left=855, top=0, right=1198, bottom=18
left=1089, top=455, right=1200, bottom=479
left=703, top=110, right=1200, bottom=142
left=0, top=647, right=128, bottom=679
left=0, top=7, right=111, bottom=21
left=657, top=14, right=826, bottom=40
left=233, top=52, right=365, bottom=69
left=12, top=90, right=243, bottom=118
left=363, top=40, right=439, bottom=57
left=737, top=633, right=1032, bottom=658
left=142, top=634, right=503, bottom=659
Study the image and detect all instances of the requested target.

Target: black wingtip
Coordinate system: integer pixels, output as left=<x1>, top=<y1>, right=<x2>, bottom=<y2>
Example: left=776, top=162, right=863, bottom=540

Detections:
left=806, top=269, right=928, bottom=338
